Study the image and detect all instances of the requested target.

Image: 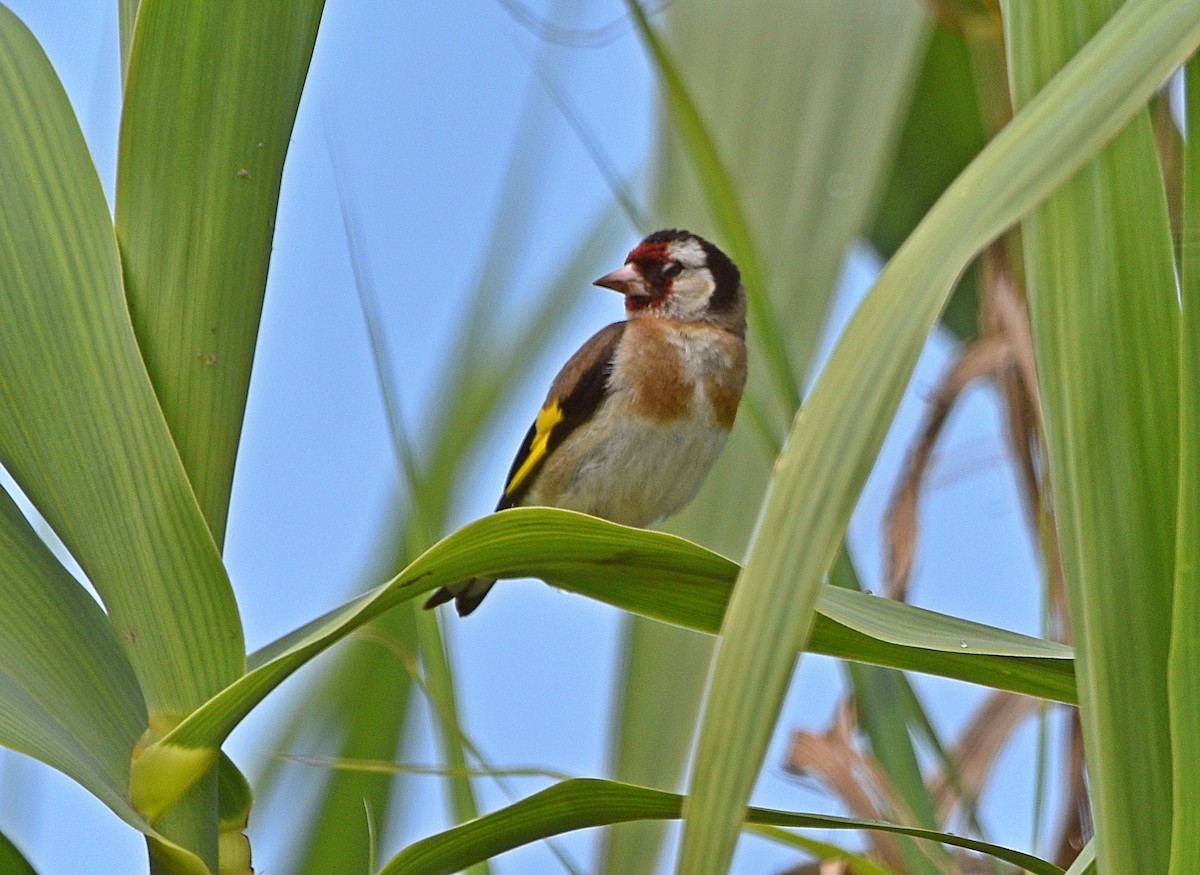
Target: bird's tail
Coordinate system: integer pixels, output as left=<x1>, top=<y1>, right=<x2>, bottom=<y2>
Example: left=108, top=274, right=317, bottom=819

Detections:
left=422, top=578, right=496, bottom=617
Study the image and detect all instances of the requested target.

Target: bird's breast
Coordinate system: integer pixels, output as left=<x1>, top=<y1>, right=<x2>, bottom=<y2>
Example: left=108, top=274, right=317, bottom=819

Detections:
left=612, top=318, right=747, bottom=430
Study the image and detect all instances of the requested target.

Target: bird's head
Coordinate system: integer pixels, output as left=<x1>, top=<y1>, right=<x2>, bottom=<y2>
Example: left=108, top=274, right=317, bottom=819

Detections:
left=593, top=229, right=745, bottom=333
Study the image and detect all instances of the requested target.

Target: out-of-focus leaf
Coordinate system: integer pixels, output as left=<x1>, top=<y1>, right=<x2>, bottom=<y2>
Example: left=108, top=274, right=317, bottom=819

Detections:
left=381, top=779, right=1063, bottom=875
left=676, top=2, right=1200, bottom=871
left=870, top=24, right=989, bottom=340
left=1169, top=57, right=1200, bottom=875
left=1004, top=2, right=1180, bottom=872
left=116, top=0, right=324, bottom=545
left=833, top=551, right=947, bottom=875
left=0, top=3, right=241, bottom=721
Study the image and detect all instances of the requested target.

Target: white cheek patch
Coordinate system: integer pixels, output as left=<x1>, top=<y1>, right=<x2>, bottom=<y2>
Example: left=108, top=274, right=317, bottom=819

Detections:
left=666, top=271, right=715, bottom=320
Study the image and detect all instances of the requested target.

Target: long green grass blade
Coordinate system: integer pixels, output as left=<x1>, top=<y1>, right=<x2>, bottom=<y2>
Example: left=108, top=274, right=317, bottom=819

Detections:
left=676, top=1, right=1200, bottom=871
left=1169, top=56, right=1200, bottom=875
left=0, top=489, right=145, bottom=826
left=381, top=779, right=1063, bottom=875
left=0, top=4, right=242, bottom=720
left=1004, top=3, right=1180, bottom=872
left=140, top=507, right=1072, bottom=815
left=745, top=825, right=896, bottom=875
left=116, top=0, right=324, bottom=545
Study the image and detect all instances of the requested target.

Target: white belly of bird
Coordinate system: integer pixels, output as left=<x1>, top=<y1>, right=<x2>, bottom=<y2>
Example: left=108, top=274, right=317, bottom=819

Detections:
left=528, top=382, right=729, bottom=527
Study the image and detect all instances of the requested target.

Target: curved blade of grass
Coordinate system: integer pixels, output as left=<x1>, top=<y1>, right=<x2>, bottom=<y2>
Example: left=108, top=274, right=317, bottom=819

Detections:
left=115, top=0, right=324, bottom=545
left=676, top=2, right=1200, bottom=871
left=1064, top=839, right=1096, bottom=875
left=1169, top=57, right=1200, bottom=875
left=0, top=4, right=241, bottom=719
left=134, top=508, right=1073, bottom=815
left=1004, top=2, right=1180, bottom=872
left=0, top=489, right=145, bottom=827
left=745, top=823, right=897, bottom=875
left=380, top=778, right=1062, bottom=875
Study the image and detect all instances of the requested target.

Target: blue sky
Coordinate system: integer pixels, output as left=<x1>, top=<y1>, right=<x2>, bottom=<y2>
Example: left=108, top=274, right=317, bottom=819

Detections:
left=0, top=2, right=1060, bottom=873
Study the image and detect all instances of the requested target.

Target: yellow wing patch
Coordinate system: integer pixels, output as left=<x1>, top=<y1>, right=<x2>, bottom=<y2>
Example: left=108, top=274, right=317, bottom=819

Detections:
left=505, top=401, right=564, bottom=498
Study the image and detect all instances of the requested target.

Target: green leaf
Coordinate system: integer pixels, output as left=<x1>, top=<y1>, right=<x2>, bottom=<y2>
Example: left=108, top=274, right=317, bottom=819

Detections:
left=116, top=0, right=324, bottom=545
left=745, top=823, right=899, bottom=875
left=137, top=508, right=1073, bottom=816
left=1004, top=2, right=1180, bottom=872
left=0, top=3, right=241, bottom=721
left=1170, top=56, right=1200, bottom=875
left=869, top=23, right=990, bottom=341
left=0, top=831, right=38, bottom=875
left=676, top=1, right=1200, bottom=871
left=0, top=489, right=145, bottom=827
left=380, top=779, right=1063, bottom=875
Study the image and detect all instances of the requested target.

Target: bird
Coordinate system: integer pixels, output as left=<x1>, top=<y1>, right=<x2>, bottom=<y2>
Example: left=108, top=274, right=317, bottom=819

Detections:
left=424, top=228, right=747, bottom=616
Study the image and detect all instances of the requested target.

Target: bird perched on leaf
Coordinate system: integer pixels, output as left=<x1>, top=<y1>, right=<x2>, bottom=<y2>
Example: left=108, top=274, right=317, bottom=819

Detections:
left=424, top=229, right=747, bottom=616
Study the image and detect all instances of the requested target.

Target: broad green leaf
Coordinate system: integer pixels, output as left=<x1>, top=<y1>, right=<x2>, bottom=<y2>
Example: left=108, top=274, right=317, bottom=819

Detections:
left=116, top=0, right=324, bottom=545
left=1169, top=56, right=1200, bottom=875
left=1004, top=2, right=1180, bottom=873
left=137, top=508, right=1074, bottom=817
left=380, top=779, right=1063, bottom=875
left=0, top=831, right=37, bottom=875
left=0, top=489, right=145, bottom=826
left=0, top=3, right=241, bottom=720
left=677, top=1, right=1200, bottom=871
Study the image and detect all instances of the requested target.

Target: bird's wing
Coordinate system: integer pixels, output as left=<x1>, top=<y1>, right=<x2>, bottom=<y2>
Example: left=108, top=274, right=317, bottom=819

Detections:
left=496, top=321, right=626, bottom=511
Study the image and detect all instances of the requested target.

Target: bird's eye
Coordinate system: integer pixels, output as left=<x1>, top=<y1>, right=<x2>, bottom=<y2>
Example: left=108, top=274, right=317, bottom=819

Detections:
left=661, top=261, right=683, bottom=279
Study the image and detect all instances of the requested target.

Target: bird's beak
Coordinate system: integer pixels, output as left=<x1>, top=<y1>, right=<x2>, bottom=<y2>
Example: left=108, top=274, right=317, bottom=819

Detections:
left=593, top=264, right=646, bottom=297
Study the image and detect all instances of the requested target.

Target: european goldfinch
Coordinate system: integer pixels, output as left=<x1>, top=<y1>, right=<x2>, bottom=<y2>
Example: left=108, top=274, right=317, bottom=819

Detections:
left=425, top=229, right=747, bottom=616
